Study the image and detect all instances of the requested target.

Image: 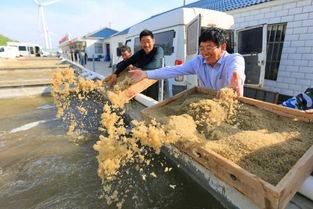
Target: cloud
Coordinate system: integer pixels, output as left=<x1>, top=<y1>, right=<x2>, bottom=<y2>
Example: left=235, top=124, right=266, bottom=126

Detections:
left=48, top=0, right=180, bottom=47
left=0, top=0, right=199, bottom=48
left=0, top=7, right=40, bottom=43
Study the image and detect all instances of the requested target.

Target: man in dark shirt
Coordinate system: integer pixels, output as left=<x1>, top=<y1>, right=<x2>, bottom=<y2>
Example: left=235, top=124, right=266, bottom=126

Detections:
left=115, top=45, right=132, bottom=70
left=106, top=29, right=164, bottom=100
left=104, top=45, right=132, bottom=86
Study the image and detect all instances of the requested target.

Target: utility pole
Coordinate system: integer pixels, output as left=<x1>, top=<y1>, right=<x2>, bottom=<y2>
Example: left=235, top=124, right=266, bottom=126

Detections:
left=183, top=0, right=186, bottom=6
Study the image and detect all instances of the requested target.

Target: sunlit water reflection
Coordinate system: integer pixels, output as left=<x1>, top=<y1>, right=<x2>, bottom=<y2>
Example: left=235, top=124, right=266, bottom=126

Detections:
left=0, top=95, right=225, bottom=209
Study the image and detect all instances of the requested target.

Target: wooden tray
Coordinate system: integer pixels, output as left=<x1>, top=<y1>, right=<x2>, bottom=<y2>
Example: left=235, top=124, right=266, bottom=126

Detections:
left=141, top=87, right=313, bottom=209
left=104, top=67, right=157, bottom=107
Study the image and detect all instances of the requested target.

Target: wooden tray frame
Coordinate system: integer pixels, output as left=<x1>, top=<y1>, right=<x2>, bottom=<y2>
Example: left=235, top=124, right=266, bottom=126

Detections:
left=141, top=87, right=313, bottom=209
left=104, top=68, right=157, bottom=107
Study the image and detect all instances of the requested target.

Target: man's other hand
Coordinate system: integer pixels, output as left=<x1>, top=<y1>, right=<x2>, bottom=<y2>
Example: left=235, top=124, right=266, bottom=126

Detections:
left=230, top=72, right=242, bottom=97
left=103, top=74, right=117, bottom=87
left=128, top=69, right=147, bottom=83
left=305, top=109, right=313, bottom=114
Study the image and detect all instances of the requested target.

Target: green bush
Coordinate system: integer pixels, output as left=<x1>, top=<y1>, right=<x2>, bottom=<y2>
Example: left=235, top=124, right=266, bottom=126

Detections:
left=0, top=34, right=15, bottom=46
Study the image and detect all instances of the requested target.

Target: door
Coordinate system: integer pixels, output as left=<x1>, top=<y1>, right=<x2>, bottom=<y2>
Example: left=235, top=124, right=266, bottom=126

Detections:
left=236, top=25, right=267, bottom=87
left=184, top=14, right=201, bottom=88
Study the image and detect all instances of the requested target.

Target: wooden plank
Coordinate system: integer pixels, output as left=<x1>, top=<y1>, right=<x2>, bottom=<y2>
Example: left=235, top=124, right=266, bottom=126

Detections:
left=104, top=68, right=158, bottom=107
left=106, top=78, right=157, bottom=107
left=141, top=87, right=313, bottom=209
left=257, top=106, right=312, bottom=123
left=276, top=145, right=313, bottom=209
left=174, top=143, right=280, bottom=209
left=0, top=64, right=69, bottom=70
left=0, top=79, right=52, bottom=87
left=274, top=92, right=279, bottom=104
left=239, top=96, right=313, bottom=121
left=244, top=86, right=279, bottom=104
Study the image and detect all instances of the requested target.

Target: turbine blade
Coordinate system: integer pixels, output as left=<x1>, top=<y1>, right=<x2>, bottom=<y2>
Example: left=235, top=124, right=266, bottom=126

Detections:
left=42, top=0, right=62, bottom=6
left=33, top=0, right=40, bottom=5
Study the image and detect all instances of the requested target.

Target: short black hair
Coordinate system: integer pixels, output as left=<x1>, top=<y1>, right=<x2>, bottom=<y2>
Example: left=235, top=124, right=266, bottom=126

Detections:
left=120, top=45, right=131, bottom=53
left=139, top=29, right=154, bottom=40
left=199, top=27, right=226, bottom=47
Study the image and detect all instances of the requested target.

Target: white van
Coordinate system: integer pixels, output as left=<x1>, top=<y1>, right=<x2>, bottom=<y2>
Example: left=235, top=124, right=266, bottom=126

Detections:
left=0, top=46, right=19, bottom=58
left=125, top=7, right=234, bottom=97
left=7, top=42, right=43, bottom=57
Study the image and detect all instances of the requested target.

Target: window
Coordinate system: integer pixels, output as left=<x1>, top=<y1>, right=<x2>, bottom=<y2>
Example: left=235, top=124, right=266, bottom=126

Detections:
left=187, top=17, right=200, bottom=55
left=154, top=30, right=175, bottom=55
left=265, top=23, right=287, bottom=80
left=134, top=30, right=175, bottom=55
left=105, top=43, right=110, bottom=55
left=29, top=47, right=34, bottom=54
left=238, top=27, right=263, bottom=54
left=95, top=43, right=103, bottom=54
left=35, top=46, right=40, bottom=54
left=18, top=46, right=26, bottom=51
left=225, top=29, right=234, bottom=54
left=134, top=37, right=141, bottom=53
left=125, top=39, right=131, bottom=47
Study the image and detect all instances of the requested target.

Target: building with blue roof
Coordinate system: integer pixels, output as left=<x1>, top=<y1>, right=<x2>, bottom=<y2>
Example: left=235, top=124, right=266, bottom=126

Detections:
left=116, top=0, right=313, bottom=101
left=59, top=27, right=119, bottom=62
left=84, top=27, right=118, bottom=39
left=184, top=0, right=273, bottom=11
left=110, top=27, right=131, bottom=66
left=57, top=3, right=313, bottom=207
left=212, top=0, right=313, bottom=102
left=60, top=0, right=313, bottom=101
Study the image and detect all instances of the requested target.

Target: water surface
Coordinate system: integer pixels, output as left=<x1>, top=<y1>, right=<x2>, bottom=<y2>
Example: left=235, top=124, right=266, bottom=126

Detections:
left=0, top=95, right=225, bottom=209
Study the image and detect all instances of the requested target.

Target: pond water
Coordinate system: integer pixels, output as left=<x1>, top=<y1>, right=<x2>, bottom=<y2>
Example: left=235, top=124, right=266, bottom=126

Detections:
left=0, top=95, right=226, bottom=209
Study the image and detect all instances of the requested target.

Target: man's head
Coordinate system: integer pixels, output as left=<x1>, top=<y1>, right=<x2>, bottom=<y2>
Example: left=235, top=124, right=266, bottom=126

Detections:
left=120, top=45, right=132, bottom=60
left=198, top=27, right=227, bottom=66
left=139, top=29, right=155, bottom=54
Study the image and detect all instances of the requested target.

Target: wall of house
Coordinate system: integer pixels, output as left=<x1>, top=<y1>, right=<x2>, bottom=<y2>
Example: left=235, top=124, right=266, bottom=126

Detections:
left=85, top=39, right=103, bottom=60
left=101, top=39, right=112, bottom=61
left=110, top=34, right=127, bottom=66
left=228, top=0, right=313, bottom=96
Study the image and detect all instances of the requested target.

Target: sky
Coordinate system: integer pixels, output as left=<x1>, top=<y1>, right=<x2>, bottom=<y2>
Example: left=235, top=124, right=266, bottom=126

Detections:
left=0, top=0, right=198, bottom=49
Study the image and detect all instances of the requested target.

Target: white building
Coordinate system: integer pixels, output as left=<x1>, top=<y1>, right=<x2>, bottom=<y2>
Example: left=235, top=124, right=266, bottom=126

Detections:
left=184, top=0, right=313, bottom=102
left=59, top=27, right=118, bottom=62
left=109, top=28, right=130, bottom=67
left=106, top=0, right=313, bottom=102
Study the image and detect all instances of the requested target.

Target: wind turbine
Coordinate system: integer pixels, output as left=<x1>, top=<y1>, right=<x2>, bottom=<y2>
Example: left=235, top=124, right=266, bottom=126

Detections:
left=33, top=0, right=61, bottom=49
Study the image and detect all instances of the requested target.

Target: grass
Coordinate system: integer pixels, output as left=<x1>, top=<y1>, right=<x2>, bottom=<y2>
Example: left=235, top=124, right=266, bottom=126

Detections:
left=0, top=34, right=15, bottom=46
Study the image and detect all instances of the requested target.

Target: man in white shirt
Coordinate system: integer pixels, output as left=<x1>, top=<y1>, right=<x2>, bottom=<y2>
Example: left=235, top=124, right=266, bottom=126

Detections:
left=129, top=27, right=246, bottom=96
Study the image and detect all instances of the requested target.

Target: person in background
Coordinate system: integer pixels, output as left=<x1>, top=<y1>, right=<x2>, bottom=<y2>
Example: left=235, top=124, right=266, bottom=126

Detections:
left=70, top=50, right=74, bottom=61
left=129, top=27, right=245, bottom=97
left=105, top=45, right=132, bottom=86
left=106, top=29, right=164, bottom=100
left=84, top=51, right=88, bottom=65
left=117, top=45, right=132, bottom=68
left=79, top=50, right=86, bottom=66
left=74, top=50, right=79, bottom=62
left=282, top=86, right=313, bottom=114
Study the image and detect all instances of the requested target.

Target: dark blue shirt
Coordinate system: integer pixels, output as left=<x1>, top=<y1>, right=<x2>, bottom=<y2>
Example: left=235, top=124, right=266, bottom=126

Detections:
left=114, top=46, right=164, bottom=75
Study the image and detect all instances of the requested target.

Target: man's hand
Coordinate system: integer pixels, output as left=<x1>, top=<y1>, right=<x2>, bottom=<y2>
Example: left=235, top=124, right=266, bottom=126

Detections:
left=304, top=109, right=313, bottom=114
left=128, top=69, right=147, bottom=83
left=103, top=74, right=117, bottom=87
left=230, top=72, right=242, bottom=97
left=108, top=74, right=117, bottom=87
